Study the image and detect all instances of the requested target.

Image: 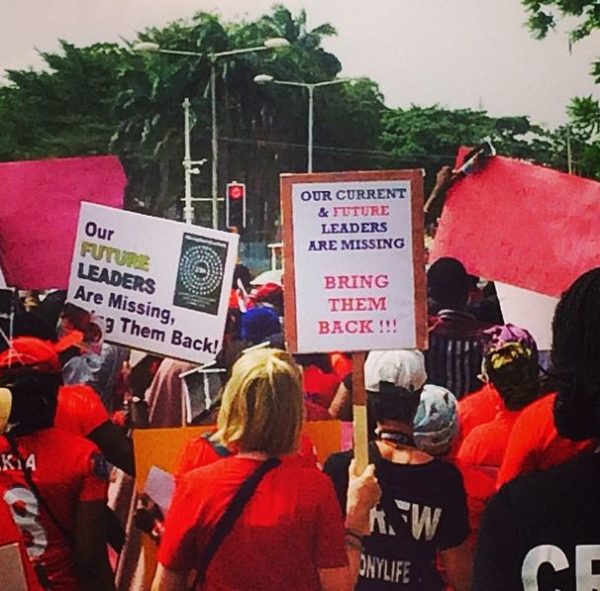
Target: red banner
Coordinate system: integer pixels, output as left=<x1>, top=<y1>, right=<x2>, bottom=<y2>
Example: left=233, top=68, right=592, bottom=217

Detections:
left=0, top=155, right=125, bottom=289
left=431, top=150, right=600, bottom=297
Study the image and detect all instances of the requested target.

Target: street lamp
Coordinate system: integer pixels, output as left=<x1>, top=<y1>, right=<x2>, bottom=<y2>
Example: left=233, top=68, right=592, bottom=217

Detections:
left=254, top=74, right=355, bottom=173
left=133, top=38, right=289, bottom=227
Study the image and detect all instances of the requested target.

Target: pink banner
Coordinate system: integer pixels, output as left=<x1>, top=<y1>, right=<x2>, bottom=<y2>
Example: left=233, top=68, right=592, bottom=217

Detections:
left=0, top=155, right=125, bottom=289
left=431, top=150, right=600, bottom=297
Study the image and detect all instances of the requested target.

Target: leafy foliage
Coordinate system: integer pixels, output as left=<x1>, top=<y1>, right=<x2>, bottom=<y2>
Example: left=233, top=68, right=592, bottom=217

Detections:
left=1, top=6, right=599, bottom=237
left=521, top=1, right=600, bottom=180
left=522, top=0, right=600, bottom=44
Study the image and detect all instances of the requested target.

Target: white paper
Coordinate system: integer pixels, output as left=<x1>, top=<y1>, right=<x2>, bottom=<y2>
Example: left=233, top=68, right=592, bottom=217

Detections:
left=291, top=180, right=419, bottom=353
left=67, top=203, right=239, bottom=364
left=495, top=282, right=559, bottom=351
left=145, top=466, right=175, bottom=514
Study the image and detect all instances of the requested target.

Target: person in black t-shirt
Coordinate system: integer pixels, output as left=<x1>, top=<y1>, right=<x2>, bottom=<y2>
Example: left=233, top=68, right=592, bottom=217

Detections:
left=474, top=267, right=600, bottom=590
left=324, top=350, right=472, bottom=591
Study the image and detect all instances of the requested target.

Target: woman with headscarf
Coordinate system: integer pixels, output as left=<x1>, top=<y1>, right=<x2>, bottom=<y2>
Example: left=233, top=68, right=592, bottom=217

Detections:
left=455, top=324, right=541, bottom=543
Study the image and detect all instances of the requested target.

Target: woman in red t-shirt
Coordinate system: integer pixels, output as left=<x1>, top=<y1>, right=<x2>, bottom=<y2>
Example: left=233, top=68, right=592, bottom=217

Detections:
left=152, top=348, right=380, bottom=591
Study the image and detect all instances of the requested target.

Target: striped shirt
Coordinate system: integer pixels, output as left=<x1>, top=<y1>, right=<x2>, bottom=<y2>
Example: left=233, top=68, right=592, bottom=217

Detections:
left=424, top=310, right=492, bottom=399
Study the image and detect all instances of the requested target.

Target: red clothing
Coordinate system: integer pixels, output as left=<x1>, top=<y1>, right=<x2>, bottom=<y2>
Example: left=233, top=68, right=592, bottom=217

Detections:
left=497, top=392, right=594, bottom=488
left=454, top=384, right=501, bottom=453
left=174, top=435, right=225, bottom=479
left=159, top=455, right=347, bottom=590
left=174, top=433, right=319, bottom=479
left=0, top=500, right=43, bottom=591
left=302, top=365, right=341, bottom=408
left=0, top=428, right=108, bottom=591
left=458, top=407, right=521, bottom=470
left=54, top=384, right=110, bottom=437
left=304, top=399, right=332, bottom=421
left=456, top=407, right=522, bottom=545
left=329, top=352, right=352, bottom=379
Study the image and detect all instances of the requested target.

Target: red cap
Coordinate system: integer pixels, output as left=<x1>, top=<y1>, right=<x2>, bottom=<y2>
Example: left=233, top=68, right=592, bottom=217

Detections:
left=253, top=282, right=282, bottom=303
left=0, top=337, right=61, bottom=374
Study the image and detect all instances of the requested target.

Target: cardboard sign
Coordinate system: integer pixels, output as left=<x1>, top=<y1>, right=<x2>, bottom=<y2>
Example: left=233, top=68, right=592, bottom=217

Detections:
left=431, top=151, right=600, bottom=297
left=495, top=282, right=558, bottom=351
left=133, top=422, right=343, bottom=492
left=67, top=203, right=238, bottom=364
left=0, top=155, right=125, bottom=289
left=281, top=171, right=427, bottom=353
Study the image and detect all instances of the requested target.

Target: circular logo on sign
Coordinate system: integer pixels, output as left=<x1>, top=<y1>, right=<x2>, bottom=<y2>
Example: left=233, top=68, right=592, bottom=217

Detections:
left=178, top=245, right=224, bottom=296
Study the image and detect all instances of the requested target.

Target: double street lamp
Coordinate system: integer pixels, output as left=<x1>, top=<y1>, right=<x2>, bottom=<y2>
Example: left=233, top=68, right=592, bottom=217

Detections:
left=133, top=38, right=289, bottom=227
left=254, top=74, right=355, bottom=173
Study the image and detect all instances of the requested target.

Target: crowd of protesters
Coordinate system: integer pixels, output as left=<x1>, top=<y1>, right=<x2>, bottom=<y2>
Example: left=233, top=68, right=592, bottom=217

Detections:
left=1, top=251, right=600, bottom=591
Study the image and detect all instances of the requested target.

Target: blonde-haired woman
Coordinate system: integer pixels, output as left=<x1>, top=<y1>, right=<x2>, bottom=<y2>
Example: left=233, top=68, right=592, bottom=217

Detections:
left=152, top=348, right=379, bottom=591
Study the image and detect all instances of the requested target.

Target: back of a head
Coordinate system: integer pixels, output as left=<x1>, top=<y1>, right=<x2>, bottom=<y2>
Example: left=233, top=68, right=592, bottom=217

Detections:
left=365, top=350, right=427, bottom=425
left=413, top=384, right=458, bottom=456
left=0, top=337, right=62, bottom=437
left=481, top=323, right=540, bottom=411
left=427, top=257, right=470, bottom=311
left=294, top=353, right=332, bottom=373
left=551, top=267, right=600, bottom=440
left=216, top=347, right=303, bottom=455
left=240, top=307, right=282, bottom=345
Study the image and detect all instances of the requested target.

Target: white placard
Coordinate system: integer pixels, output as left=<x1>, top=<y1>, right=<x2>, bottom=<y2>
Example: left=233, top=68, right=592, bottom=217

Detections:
left=145, top=466, right=175, bottom=514
left=283, top=173, right=426, bottom=353
left=67, top=203, right=238, bottom=364
left=495, top=281, right=558, bottom=351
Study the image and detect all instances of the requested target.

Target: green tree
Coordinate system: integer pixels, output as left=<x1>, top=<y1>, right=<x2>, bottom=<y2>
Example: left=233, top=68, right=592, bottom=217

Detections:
left=521, top=0, right=600, bottom=179
left=522, top=0, right=600, bottom=47
left=381, top=104, right=559, bottom=184
left=0, top=41, right=124, bottom=160
left=113, top=6, right=386, bottom=232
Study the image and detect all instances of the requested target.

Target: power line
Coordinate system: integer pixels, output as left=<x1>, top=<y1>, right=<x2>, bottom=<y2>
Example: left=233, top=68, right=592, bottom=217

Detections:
left=218, top=135, right=457, bottom=161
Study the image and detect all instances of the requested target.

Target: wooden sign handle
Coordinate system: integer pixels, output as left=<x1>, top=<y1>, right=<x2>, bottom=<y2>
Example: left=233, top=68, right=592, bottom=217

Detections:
left=352, top=351, right=369, bottom=472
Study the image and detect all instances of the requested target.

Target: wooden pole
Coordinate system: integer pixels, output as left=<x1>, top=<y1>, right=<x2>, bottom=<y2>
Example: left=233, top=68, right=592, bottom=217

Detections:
left=352, top=351, right=368, bottom=472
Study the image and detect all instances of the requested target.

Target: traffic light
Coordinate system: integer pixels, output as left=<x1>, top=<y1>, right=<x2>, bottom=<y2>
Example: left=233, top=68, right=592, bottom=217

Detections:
left=226, top=181, right=246, bottom=229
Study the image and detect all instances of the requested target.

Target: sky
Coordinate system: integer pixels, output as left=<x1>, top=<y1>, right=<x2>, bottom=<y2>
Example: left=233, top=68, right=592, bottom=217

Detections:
left=1, top=0, right=599, bottom=128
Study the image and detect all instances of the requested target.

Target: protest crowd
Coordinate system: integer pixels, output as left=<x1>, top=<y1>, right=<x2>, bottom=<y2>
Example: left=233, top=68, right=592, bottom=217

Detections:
left=2, top=240, right=600, bottom=591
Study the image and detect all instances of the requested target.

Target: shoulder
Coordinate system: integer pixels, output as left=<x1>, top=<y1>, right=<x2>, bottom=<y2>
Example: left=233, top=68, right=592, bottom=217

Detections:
left=52, top=428, right=103, bottom=463
left=423, top=457, right=465, bottom=484
left=57, top=385, right=109, bottom=423
left=496, top=453, right=598, bottom=514
left=31, top=427, right=99, bottom=452
left=516, top=392, right=555, bottom=425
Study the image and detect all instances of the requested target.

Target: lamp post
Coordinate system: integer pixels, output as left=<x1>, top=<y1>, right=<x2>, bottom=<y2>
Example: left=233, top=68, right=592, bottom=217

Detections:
left=253, top=74, right=354, bottom=173
left=133, top=38, right=289, bottom=227
left=182, top=98, right=207, bottom=224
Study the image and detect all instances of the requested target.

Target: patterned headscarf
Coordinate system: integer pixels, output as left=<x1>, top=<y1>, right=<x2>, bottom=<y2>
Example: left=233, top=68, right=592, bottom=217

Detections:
left=481, top=324, right=540, bottom=410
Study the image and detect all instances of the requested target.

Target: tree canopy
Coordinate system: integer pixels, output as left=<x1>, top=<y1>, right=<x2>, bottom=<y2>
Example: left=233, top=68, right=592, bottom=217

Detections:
left=0, top=5, right=597, bottom=236
left=521, top=0, right=600, bottom=179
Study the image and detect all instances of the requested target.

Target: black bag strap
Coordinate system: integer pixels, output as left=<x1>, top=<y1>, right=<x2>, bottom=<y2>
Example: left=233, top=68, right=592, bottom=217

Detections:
left=193, top=457, right=281, bottom=587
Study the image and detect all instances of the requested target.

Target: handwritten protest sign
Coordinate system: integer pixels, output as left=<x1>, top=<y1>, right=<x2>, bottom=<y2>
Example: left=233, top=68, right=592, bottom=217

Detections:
left=0, top=155, right=125, bottom=289
left=67, top=203, right=238, bottom=364
left=431, top=150, right=600, bottom=297
left=281, top=171, right=427, bottom=354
